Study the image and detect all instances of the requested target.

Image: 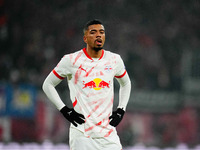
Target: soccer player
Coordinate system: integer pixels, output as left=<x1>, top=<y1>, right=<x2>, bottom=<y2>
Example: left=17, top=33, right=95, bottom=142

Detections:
left=42, top=19, right=131, bottom=150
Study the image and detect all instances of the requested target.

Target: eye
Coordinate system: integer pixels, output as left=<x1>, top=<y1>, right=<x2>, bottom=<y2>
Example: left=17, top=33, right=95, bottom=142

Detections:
left=90, top=30, right=96, bottom=34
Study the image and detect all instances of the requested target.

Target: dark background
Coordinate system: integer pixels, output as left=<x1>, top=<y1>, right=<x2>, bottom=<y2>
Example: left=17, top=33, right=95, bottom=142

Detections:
left=0, top=0, right=200, bottom=148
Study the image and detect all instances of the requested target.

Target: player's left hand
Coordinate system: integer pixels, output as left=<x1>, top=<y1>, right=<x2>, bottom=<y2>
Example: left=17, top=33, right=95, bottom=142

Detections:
left=60, top=106, right=85, bottom=127
left=109, top=108, right=125, bottom=127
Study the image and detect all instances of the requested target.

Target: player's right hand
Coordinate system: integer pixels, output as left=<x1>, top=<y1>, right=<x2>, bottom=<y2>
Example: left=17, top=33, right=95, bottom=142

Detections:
left=60, top=106, right=85, bottom=127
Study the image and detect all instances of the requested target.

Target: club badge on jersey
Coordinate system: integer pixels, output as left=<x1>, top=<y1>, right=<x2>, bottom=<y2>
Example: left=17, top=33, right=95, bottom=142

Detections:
left=104, top=65, right=113, bottom=73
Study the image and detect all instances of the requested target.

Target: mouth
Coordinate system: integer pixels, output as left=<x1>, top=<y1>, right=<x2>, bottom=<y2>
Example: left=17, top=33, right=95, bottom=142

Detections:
left=95, top=39, right=102, bottom=45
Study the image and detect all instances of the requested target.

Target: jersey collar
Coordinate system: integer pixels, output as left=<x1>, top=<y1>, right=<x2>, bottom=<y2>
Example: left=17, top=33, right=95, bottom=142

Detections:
left=82, top=48, right=104, bottom=61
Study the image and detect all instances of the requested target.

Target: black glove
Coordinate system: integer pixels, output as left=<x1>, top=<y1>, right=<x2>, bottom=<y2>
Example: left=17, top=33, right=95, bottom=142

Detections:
left=109, top=108, right=125, bottom=127
left=60, top=106, right=85, bottom=127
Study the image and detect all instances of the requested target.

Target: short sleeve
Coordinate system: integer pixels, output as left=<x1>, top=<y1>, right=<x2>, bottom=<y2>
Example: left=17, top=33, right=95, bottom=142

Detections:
left=114, top=55, right=127, bottom=78
left=53, top=55, right=71, bottom=79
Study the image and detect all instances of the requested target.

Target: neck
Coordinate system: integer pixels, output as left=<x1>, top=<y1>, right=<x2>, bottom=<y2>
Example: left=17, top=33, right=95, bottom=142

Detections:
left=86, top=47, right=103, bottom=58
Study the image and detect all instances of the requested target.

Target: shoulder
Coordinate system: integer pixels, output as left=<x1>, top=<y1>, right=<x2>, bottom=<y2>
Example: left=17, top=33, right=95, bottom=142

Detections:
left=104, top=50, right=120, bottom=58
left=103, top=49, right=121, bottom=60
left=62, top=49, right=84, bottom=61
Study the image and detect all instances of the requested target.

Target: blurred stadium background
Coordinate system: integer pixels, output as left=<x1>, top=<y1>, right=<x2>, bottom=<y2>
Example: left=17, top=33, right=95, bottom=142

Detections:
left=0, top=0, right=200, bottom=149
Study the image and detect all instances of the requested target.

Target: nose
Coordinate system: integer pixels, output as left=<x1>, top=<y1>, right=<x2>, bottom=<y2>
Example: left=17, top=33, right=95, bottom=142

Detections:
left=96, top=31, right=101, bottom=38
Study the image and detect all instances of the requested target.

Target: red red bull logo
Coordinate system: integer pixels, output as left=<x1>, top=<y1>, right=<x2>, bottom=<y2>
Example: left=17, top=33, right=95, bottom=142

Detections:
left=83, top=78, right=110, bottom=90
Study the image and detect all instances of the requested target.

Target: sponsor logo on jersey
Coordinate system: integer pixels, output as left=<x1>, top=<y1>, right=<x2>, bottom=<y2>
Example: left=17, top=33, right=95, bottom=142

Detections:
left=83, top=78, right=110, bottom=90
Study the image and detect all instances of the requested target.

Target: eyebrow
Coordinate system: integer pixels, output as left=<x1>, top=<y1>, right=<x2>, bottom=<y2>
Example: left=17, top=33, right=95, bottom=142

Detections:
left=89, top=29, right=105, bottom=32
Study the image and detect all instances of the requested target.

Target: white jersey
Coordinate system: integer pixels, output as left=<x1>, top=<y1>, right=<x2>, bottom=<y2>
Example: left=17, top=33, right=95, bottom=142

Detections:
left=53, top=48, right=127, bottom=138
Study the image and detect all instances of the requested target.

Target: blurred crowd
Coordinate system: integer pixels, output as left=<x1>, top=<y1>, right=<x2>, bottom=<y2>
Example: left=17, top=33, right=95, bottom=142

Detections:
left=0, top=0, right=200, bottom=148
left=0, top=0, right=199, bottom=91
left=7, top=102, right=200, bottom=147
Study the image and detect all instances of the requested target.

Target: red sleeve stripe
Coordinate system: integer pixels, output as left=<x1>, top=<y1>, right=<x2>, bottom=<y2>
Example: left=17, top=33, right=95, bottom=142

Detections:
left=115, top=70, right=127, bottom=78
left=52, top=69, right=64, bottom=80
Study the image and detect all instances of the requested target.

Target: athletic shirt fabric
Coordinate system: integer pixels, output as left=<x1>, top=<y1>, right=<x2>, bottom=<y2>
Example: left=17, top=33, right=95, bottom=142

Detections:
left=53, top=48, right=126, bottom=138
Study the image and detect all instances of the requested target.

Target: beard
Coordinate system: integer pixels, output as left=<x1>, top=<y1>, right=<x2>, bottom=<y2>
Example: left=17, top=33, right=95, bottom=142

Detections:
left=93, top=46, right=103, bottom=52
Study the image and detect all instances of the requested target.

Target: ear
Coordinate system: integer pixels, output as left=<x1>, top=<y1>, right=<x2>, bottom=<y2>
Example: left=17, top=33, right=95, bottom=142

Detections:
left=83, top=35, right=87, bottom=44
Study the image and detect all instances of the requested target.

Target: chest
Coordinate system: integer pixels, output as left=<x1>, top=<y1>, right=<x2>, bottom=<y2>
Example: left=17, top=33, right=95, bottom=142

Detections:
left=70, top=58, right=115, bottom=85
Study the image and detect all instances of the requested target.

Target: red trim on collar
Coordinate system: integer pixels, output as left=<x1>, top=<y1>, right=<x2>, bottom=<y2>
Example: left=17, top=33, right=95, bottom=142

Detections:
left=99, top=50, right=104, bottom=60
left=83, top=48, right=93, bottom=60
left=82, top=48, right=104, bottom=61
